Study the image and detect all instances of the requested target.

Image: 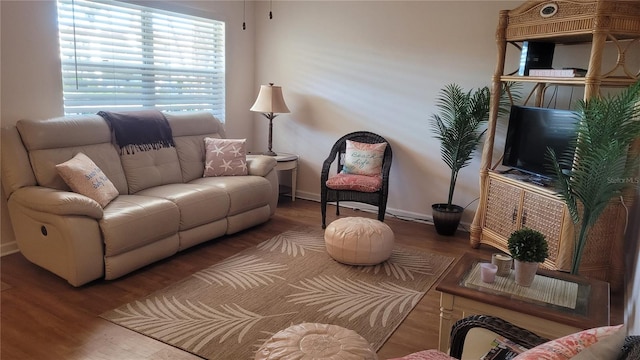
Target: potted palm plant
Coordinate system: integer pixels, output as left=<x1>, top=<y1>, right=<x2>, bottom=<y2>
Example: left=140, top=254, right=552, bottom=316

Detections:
left=507, top=228, right=548, bottom=286
left=430, top=84, right=490, bottom=235
left=548, top=80, right=640, bottom=274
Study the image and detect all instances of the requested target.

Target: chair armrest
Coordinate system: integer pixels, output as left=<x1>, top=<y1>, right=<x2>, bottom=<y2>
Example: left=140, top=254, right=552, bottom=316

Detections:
left=321, top=152, right=339, bottom=183
left=449, top=315, right=549, bottom=359
left=618, top=336, right=640, bottom=360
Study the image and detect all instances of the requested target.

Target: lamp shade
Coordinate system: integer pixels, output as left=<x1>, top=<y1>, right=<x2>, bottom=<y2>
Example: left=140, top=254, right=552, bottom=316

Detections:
left=250, top=83, right=290, bottom=114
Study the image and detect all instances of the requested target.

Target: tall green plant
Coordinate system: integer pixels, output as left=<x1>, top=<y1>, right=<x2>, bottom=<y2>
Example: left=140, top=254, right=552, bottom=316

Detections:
left=549, top=81, right=640, bottom=274
left=430, top=84, right=490, bottom=207
left=430, top=83, right=518, bottom=207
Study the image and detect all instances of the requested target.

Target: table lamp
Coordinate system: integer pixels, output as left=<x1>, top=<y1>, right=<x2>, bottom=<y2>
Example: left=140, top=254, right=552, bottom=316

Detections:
left=250, top=83, right=290, bottom=156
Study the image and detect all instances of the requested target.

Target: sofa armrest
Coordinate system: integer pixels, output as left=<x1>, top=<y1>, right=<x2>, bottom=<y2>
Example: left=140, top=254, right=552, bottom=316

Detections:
left=449, top=315, right=549, bottom=359
left=247, top=155, right=277, bottom=177
left=10, top=186, right=104, bottom=219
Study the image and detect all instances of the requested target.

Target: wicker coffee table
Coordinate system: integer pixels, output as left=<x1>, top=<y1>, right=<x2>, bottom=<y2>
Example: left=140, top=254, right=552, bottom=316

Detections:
left=435, top=253, right=610, bottom=352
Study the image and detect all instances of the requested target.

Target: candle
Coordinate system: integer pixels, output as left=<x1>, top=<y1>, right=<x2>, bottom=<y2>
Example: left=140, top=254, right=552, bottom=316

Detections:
left=480, top=263, right=498, bottom=283
left=492, top=253, right=513, bottom=277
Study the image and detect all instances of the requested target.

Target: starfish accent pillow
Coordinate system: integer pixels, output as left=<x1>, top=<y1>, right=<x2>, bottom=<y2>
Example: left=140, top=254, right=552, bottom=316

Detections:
left=203, top=137, right=248, bottom=177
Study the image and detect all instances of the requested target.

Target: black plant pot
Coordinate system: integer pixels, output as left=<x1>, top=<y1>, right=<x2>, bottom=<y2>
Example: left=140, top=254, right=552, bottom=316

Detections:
left=432, top=203, right=464, bottom=236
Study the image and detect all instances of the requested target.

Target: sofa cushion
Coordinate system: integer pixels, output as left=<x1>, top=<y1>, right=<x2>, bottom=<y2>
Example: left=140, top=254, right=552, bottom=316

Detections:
left=190, top=176, right=272, bottom=216
left=203, top=137, right=248, bottom=176
left=100, top=195, right=180, bottom=257
left=56, top=152, right=119, bottom=207
left=342, top=140, right=387, bottom=176
left=16, top=116, right=128, bottom=193
left=136, top=183, right=230, bottom=230
left=120, top=147, right=183, bottom=194
left=167, top=111, right=225, bottom=182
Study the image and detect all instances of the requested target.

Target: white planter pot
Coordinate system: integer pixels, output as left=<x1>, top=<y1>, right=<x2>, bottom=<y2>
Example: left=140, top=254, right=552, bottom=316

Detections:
left=514, top=260, right=539, bottom=287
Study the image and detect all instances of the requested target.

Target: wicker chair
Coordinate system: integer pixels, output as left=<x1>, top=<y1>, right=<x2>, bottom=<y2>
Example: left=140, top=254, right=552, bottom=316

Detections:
left=446, top=314, right=639, bottom=360
left=320, top=131, right=392, bottom=229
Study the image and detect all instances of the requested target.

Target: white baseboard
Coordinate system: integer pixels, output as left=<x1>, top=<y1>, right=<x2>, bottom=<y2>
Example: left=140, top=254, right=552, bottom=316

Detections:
left=294, top=190, right=471, bottom=233
left=1, top=241, right=19, bottom=257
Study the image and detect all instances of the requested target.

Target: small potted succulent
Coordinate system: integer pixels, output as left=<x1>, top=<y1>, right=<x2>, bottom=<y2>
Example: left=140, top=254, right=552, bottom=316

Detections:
left=507, top=228, right=549, bottom=287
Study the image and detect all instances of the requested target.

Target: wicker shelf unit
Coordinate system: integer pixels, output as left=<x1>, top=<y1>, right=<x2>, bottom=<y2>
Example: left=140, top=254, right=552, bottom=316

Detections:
left=469, top=0, right=640, bottom=292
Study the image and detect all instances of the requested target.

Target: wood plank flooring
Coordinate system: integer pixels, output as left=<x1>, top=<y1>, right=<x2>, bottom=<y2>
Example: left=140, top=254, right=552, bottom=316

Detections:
left=0, top=198, right=623, bottom=359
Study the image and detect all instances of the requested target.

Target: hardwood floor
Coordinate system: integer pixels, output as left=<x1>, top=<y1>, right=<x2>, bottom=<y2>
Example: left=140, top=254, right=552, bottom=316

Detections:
left=1, top=198, right=623, bottom=359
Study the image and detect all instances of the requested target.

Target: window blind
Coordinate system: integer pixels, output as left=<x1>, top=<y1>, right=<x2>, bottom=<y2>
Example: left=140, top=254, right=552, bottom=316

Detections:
left=56, top=0, right=225, bottom=120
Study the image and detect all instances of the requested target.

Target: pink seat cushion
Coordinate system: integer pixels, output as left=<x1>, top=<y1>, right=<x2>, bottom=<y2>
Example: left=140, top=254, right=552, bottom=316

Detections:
left=388, top=349, right=456, bottom=360
left=325, top=173, right=382, bottom=192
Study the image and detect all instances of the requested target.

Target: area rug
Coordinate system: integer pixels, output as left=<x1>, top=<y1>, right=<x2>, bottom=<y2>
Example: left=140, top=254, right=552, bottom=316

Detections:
left=101, top=227, right=454, bottom=359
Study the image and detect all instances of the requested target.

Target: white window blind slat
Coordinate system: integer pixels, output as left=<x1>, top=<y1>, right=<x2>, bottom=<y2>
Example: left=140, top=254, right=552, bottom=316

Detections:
left=57, top=0, right=225, bottom=119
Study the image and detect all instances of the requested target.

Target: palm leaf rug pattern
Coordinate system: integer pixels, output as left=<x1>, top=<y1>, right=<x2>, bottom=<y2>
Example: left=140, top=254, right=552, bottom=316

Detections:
left=101, top=228, right=454, bottom=360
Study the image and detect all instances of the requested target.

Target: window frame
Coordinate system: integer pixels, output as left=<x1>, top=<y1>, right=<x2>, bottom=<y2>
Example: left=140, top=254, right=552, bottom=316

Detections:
left=56, top=0, right=226, bottom=120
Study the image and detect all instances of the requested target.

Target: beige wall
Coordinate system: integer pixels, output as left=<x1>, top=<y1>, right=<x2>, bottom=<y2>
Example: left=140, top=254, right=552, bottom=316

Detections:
left=251, top=0, right=638, bottom=223
left=252, top=0, right=522, bottom=222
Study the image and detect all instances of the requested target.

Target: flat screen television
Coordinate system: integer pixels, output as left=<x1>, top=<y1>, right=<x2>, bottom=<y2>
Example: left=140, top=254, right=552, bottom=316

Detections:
left=502, top=105, right=579, bottom=182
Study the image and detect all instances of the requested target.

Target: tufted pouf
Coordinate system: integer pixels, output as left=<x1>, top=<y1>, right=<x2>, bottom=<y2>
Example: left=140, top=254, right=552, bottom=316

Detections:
left=255, top=322, right=378, bottom=360
left=324, top=217, right=394, bottom=265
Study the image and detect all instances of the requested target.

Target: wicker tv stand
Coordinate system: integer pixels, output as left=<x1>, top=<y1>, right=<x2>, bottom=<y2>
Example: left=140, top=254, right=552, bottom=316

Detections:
left=469, top=0, right=640, bottom=292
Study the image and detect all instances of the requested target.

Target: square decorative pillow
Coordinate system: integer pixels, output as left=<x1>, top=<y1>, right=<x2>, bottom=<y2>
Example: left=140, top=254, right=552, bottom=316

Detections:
left=203, top=137, right=248, bottom=177
left=513, top=325, right=624, bottom=360
left=341, top=140, right=387, bottom=176
left=326, top=173, right=383, bottom=192
left=56, top=152, right=119, bottom=207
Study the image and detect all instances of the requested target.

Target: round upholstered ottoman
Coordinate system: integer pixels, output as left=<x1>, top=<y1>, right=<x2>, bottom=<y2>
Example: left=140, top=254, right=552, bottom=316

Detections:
left=324, top=217, right=394, bottom=265
left=255, top=322, right=378, bottom=360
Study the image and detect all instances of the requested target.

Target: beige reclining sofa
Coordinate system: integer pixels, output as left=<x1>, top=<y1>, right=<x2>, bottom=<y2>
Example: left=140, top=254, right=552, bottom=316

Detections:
left=1, top=111, right=278, bottom=287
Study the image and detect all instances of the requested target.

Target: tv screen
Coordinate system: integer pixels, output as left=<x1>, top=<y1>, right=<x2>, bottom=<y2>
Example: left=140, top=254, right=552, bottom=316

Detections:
left=502, top=105, right=579, bottom=180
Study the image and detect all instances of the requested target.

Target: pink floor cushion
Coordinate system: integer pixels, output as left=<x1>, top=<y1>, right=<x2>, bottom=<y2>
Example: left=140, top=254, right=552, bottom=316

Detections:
left=325, top=173, right=383, bottom=192
left=324, top=217, right=395, bottom=265
left=388, top=349, right=456, bottom=360
left=255, top=322, right=377, bottom=359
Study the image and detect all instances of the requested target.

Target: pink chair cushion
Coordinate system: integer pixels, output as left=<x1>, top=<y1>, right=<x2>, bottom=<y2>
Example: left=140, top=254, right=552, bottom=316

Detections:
left=387, top=349, right=456, bottom=360
left=325, top=173, right=382, bottom=192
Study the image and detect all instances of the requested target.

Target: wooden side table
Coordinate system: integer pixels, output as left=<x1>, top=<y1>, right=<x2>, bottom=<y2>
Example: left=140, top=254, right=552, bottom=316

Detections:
left=273, top=153, right=299, bottom=201
left=435, top=253, right=610, bottom=352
